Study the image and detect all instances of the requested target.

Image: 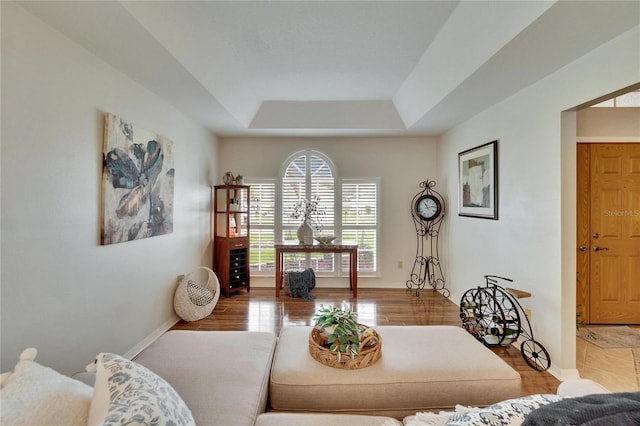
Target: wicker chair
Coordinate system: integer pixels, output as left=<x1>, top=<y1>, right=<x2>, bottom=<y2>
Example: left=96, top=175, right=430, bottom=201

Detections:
left=174, top=267, right=220, bottom=322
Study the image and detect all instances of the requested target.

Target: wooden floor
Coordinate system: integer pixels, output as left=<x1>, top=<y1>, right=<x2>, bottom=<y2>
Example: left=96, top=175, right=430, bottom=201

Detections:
left=172, top=287, right=561, bottom=396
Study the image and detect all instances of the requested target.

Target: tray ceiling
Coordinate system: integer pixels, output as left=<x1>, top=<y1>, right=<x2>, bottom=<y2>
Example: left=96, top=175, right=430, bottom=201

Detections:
left=18, top=1, right=640, bottom=136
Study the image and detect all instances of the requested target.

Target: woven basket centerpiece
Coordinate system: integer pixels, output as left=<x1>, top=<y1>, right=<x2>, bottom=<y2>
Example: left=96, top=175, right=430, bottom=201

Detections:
left=309, top=305, right=382, bottom=370
left=309, top=325, right=381, bottom=369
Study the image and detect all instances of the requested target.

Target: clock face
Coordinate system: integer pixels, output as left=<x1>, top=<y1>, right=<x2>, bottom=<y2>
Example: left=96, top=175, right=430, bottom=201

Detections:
left=416, top=194, right=442, bottom=221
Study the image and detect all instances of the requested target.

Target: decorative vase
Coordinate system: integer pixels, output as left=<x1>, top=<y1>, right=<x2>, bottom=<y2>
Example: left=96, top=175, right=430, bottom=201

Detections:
left=223, top=171, right=234, bottom=185
left=296, top=220, right=313, bottom=244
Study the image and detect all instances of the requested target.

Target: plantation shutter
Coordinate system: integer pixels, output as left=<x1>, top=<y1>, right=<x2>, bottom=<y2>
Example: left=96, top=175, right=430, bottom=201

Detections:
left=282, top=153, right=335, bottom=231
left=282, top=155, right=306, bottom=228
left=310, top=154, right=335, bottom=230
left=248, top=179, right=275, bottom=272
left=341, top=180, right=378, bottom=273
left=281, top=152, right=336, bottom=272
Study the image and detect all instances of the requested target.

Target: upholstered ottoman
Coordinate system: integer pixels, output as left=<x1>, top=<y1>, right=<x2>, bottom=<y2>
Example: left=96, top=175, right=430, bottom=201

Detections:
left=269, top=326, right=521, bottom=419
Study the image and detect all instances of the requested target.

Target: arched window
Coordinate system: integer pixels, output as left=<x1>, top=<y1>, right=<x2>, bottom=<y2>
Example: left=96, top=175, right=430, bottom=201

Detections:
left=280, top=151, right=336, bottom=274
left=248, top=150, right=379, bottom=276
left=281, top=150, right=336, bottom=238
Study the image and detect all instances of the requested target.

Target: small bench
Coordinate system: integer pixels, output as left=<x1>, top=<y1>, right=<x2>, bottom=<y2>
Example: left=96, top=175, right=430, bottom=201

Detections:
left=269, top=325, right=521, bottom=419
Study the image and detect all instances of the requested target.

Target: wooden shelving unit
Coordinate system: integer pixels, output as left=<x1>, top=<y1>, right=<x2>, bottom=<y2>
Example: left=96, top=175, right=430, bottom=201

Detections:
left=213, top=185, right=250, bottom=297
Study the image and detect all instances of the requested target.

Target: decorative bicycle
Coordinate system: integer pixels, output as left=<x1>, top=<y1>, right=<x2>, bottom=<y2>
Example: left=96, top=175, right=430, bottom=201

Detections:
left=459, top=275, right=551, bottom=371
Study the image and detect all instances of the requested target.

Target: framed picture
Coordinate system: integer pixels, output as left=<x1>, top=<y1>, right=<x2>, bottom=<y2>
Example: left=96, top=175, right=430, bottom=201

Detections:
left=458, top=140, right=498, bottom=220
left=101, top=113, right=175, bottom=245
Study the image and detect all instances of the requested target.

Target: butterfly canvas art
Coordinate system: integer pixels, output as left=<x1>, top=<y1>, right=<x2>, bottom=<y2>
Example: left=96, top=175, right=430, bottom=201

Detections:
left=101, top=113, right=175, bottom=245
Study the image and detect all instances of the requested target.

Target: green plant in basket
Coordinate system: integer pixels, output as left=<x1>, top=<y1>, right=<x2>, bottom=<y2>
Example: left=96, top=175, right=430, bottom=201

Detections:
left=312, top=305, right=364, bottom=361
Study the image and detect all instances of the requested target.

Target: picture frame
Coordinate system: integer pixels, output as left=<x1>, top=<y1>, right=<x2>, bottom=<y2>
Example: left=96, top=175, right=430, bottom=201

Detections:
left=101, top=113, right=175, bottom=245
left=458, top=140, right=498, bottom=220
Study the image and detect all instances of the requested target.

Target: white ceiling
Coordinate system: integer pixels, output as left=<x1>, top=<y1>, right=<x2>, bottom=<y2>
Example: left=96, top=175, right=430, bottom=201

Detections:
left=18, top=1, right=640, bottom=137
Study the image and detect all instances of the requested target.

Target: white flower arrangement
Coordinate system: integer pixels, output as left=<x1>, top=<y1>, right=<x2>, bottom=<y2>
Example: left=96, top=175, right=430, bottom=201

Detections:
left=291, top=195, right=325, bottom=231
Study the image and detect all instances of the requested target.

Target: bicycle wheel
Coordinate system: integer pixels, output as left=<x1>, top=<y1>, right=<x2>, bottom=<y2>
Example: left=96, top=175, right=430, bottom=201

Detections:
left=476, top=288, right=507, bottom=345
left=459, top=288, right=482, bottom=341
left=520, top=339, right=551, bottom=371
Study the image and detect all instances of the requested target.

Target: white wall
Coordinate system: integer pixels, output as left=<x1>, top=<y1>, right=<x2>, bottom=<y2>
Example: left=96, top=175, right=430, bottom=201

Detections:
left=437, top=26, right=640, bottom=379
left=1, top=3, right=218, bottom=375
left=577, top=107, right=640, bottom=139
left=218, top=136, right=437, bottom=288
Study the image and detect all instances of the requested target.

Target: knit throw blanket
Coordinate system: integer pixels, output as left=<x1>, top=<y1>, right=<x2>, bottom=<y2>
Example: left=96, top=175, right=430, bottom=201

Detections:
left=523, top=391, right=640, bottom=425
left=286, top=268, right=316, bottom=300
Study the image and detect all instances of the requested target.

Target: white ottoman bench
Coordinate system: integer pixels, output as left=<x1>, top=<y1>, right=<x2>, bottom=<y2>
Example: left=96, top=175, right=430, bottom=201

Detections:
left=269, top=325, right=521, bottom=419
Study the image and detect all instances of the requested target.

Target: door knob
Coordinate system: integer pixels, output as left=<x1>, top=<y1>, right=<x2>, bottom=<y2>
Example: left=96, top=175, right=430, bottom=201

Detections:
left=578, top=246, right=589, bottom=252
left=593, top=246, right=609, bottom=251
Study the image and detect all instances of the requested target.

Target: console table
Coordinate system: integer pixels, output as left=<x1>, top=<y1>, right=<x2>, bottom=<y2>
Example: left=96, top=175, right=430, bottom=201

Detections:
left=274, top=243, right=358, bottom=297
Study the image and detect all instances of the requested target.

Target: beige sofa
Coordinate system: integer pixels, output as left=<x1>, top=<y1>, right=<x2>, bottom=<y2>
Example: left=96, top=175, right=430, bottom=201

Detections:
left=133, top=329, right=610, bottom=426
left=0, top=329, right=612, bottom=426
left=134, top=330, right=278, bottom=426
left=135, top=330, right=402, bottom=425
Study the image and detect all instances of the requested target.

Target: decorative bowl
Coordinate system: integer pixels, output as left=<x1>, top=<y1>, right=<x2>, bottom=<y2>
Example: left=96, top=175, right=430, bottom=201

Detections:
left=314, top=235, right=336, bottom=245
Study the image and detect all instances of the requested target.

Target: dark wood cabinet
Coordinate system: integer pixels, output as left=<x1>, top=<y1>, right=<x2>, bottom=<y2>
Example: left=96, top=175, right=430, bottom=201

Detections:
left=213, top=185, right=250, bottom=297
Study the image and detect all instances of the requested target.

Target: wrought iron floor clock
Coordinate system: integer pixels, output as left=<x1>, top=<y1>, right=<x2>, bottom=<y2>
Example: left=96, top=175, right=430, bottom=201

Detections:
left=407, top=180, right=449, bottom=297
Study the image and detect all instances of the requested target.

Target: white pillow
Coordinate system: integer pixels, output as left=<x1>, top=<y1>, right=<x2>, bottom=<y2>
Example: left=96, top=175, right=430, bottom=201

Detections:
left=87, top=352, right=195, bottom=426
left=445, top=394, right=564, bottom=426
left=0, top=348, right=93, bottom=426
left=404, top=395, right=566, bottom=426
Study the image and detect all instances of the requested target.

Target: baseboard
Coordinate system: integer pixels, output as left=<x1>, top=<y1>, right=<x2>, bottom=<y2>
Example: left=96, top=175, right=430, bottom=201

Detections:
left=123, top=314, right=180, bottom=360
left=548, top=365, right=580, bottom=382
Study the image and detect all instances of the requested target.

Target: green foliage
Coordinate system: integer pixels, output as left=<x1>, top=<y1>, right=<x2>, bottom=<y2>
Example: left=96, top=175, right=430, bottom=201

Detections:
left=312, top=305, right=364, bottom=361
left=291, top=195, right=326, bottom=231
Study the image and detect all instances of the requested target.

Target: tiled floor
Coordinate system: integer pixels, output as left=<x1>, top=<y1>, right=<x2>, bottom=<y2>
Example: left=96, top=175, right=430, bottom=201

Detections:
left=576, top=334, right=640, bottom=393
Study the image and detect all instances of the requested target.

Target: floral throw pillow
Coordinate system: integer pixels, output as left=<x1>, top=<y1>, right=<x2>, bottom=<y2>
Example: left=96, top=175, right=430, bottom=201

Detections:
left=446, top=394, right=564, bottom=426
left=87, top=353, right=195, bottom=426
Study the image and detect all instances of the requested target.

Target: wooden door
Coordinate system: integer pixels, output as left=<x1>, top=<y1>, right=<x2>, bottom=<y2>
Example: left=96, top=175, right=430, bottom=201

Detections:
left=576, top=145, right=591, bottom=322
left=589, top=144, right=640, bottom=324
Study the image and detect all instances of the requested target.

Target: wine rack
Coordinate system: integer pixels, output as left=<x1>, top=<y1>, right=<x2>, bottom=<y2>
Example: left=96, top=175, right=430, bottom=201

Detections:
left=213, top=185, right=250, bottom=297
left=459, top=275, right=551, bottom=371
